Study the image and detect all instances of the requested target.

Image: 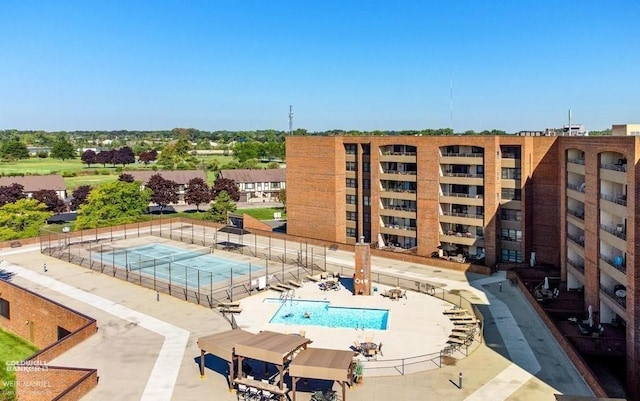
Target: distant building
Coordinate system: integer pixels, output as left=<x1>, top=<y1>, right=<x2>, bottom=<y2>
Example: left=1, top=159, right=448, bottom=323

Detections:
left=0, top=174, right=67, bottom=200
left=612, top=124, right=640, bottom=136
left=218, top=169, right=286, bottom=203
left=128, top=170, right=207, bottom=204
left=562, top=124, right=588, bottom=136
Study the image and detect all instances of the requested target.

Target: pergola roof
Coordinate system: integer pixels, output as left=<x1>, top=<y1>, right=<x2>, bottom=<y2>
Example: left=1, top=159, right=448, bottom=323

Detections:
left=289, top=348, right=355, bottom=382
left=234, top=330, right=312, bottom=365
left=554, top=396, right=626, bottom=401
left=197, top=329, right=256, bottom=362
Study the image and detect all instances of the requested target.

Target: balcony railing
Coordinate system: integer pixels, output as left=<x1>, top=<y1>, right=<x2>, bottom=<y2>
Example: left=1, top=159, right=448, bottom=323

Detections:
left=384, top=224, right=417, bottom=231
left=442, top=172, right=484, bottom=178
left=381, top=205, right=417, bottom=212
left=381, top=151, right=417, bottom=156
left=600, top=223, right=627, bottom=241
left=501, top=152, right=520, bottom=159
left=442, top=211, right=484, bottom=219
left=444, top=230, right=478, bottom=239
left=381, top=170, right=417, bottom=175
left=601, top=163, right=627, bottom=172
left=600, top=254, right=626, bottom=274
left=441, top=152, right=483, bottom=157
left=566, top=258, right=584, bottom=274
left=600, top=193, right=627, bottom=207
left=567, top=183, right=586, bottom=193
left=441, top=192, right=483, bottom=199
left=601, top=286, right=626, bottom=309
left=381, top=187, right=417, bottom=193
left=567, top=209, right=585, bottom=220
left=567, top=158, right=585, bottom=165
left=567, top=233, right=585, bottom=247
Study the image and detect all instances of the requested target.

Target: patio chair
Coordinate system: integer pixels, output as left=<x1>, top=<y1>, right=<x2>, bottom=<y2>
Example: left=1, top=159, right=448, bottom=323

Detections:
left=236, top=383, right=249, bottom=401
left=247, top=386, right=261, bottom=401
left=377, top=342, right=383, bottom=356
left=353, top=340, right=362, bottom=351
left=365, top=335, right=374, bottom=343
left=365, top=347, right=377, bottom=360
left=260, top=389, right=274, bottom=401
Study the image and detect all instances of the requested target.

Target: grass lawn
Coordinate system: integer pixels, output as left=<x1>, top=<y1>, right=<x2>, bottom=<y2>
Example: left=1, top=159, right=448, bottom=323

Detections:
left=236, top=207, right=286, bottom=220
left=0, top=328, right=38, bottom=400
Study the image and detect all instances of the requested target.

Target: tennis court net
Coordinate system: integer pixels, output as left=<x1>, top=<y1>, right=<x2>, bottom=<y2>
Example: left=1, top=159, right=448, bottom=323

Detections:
left=127, top=248, right=210, bottom=271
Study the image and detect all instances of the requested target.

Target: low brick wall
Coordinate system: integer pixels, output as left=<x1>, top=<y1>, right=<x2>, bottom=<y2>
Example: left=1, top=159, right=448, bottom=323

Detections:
left=0, top=280, right=98, bottom=400
left=510, top=271, right=607, bottom=397
left=15, top=366, right=98, bottom=401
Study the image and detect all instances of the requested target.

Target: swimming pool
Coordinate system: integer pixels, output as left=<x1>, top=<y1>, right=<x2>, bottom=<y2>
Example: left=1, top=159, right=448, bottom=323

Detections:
left=267, top=299, right=389, bottom=330
left=99, top=244, right=262, bottom=287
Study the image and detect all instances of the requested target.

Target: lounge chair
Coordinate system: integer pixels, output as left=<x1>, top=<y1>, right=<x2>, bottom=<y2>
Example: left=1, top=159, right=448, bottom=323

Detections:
left=306, top=274, right=322, bottom=282
left=269, top=285, right=286, bottom=292
left=220, top=307, right=242, bottom=314
left=288, top=280, right=303, bottom=288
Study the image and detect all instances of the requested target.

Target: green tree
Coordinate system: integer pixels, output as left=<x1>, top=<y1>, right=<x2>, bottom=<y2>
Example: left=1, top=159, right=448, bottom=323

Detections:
left=75, top=181, right=151, bottom=229
left=232, top=142, right=260, bottom=163
left=277, top=188, right=286, bottom=210
left=157, top=133, right=198, bottom=169
left=204, top=190, right=236, bottom=223
left=0, top=199, right=52, bottom=240
left=0, top=136, right=29, bottom=159
left=50, top=134, right=76, bottom=160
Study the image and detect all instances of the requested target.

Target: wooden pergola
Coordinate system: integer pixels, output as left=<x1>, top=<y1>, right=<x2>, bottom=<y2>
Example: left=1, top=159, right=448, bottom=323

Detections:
left=235, top=330, right=312, bottom=391
left=288, top=348, right=356, bottom=401
left=197, top=329, right=256, bottom=389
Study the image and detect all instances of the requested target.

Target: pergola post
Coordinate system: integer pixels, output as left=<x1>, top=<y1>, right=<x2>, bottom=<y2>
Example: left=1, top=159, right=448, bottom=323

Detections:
left=199, top=349, right=205, bottom=377
left=291, top=377, right=299, bottom=401
left=228, top=360, right=234, bottom=391
left=278, top=365, right=284, bottom=390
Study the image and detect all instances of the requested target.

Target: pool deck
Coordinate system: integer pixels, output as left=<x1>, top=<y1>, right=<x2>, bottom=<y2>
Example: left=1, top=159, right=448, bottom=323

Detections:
left=0, top=241, right=593, bottom=401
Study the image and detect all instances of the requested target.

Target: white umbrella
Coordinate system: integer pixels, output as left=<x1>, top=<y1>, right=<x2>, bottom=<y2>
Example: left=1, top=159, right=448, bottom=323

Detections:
left=543, top=277, right=549, bottom=291
left=588, top=305, right=593, bottom=327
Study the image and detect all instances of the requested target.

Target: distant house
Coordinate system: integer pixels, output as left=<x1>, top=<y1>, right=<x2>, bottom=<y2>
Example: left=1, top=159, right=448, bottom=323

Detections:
left=218, top=168, right=286, bottom=203
left=0, top=175, right=67, bottom=200
left=128, top=170, right=207, bottom=204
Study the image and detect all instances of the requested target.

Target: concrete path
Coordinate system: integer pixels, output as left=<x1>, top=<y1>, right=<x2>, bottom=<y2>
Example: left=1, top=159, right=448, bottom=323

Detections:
left=0, top=241, right=594, bottom=401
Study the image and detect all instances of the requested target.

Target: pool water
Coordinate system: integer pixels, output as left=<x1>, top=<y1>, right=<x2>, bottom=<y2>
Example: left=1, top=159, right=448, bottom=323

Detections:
left=267, top=299, right=389, bottom=330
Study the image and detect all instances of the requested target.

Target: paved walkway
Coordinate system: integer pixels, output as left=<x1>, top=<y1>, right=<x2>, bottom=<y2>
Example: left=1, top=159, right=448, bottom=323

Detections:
left=0, top=242, right=593, bottom=401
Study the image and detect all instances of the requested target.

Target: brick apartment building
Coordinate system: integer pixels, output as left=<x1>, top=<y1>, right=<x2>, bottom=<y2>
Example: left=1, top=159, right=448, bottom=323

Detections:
left=285, top=131, right=640, bottom=399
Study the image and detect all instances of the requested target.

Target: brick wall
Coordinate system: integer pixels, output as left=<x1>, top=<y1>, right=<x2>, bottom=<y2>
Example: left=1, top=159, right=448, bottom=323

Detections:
left=0, top=280, right=98, bottom=400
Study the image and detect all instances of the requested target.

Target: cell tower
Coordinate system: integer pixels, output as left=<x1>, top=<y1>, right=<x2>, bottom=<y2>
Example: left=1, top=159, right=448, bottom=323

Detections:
left=288, top=105, right=294, bottom=135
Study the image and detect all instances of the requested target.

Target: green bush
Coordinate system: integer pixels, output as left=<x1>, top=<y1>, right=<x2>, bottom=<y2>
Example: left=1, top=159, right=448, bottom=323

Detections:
left=61, top=171, right=77, bottom=177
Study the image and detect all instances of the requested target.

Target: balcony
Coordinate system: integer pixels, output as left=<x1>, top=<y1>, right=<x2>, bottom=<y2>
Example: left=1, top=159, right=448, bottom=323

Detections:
left=439, top=152, right=484, bottom=165
left=567, top=209, right=585, bottom=220
left=439, top=232, right=481, bottom=246
left=600, top=254, right=626, bottom=275
left=600, top=223, right=627, bottom=241
left=380, top=170, right=418, bottom=182
left=440, top=173, right=483, bottom=186
left=566, top=258, right=585, bottom=274
left=440, top=192, right=483, bottom=207
left=567, top=233, right=585, bottom=247
left=600, top=193, right=627, bottom=207
left=439, top=211, right=484, bottom=226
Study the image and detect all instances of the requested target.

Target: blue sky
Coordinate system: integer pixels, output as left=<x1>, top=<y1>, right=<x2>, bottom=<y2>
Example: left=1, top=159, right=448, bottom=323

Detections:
left=1, top=1, right=638, bottom=133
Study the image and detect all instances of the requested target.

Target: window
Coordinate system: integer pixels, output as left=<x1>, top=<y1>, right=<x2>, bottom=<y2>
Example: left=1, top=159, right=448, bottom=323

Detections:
left=346, top=227, right=357, bottom=238
left=346, top=178, right=357, bottom=188
left=501, top=168, right=521, bottom=180
left=363, top=179, right=370, bottom=189
left=346, top=161, right=357, bottom=171
left=363, top=196, right=370, bottom=206
left=501, top=209, right=522, bottom=221
left=501, top=249, right=523, bottom=263
left=246, top=183, right=254, bottom=190
left=346, top=195, right=357, bottom=204
left=346, top=211, right=357, bottom=221
left=0, top=298, right=9, bottom=319
left=270, top=182, right=281, bottom=189
left=363, top=213, right=371, bottom=223
left=501, top=188, right=521, bottom=200
left=501, top=229, right=522, bottom=242
left=363, top=162, right=370, bottom=172
left=345, top=144, right=357, bottom=154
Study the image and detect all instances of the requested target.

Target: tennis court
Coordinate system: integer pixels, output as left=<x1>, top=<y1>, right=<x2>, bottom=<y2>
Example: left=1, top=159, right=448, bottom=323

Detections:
left=99, top=243, right=263, bottom=288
